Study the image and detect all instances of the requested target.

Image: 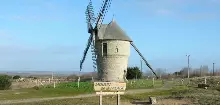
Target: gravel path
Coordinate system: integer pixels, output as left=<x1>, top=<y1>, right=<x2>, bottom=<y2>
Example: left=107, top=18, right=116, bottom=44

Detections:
left=0, top=81, right=172, bottom=105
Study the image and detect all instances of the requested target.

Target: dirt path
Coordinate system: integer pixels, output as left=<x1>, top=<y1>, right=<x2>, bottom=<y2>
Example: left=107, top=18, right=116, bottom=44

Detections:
left=0, top=81, right=172, bottom=105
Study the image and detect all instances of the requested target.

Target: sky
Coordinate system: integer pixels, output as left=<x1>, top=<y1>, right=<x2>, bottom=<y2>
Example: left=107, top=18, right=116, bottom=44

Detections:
left=0, top=0, right=220, bottom=73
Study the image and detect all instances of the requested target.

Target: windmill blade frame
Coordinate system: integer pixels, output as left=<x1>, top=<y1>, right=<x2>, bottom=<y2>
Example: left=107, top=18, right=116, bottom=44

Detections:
left=80, top=0, right=97, bottom=71
left=130, top=42, right=158, bottom=79
left=95, top=0, right=112, bottom=29
left=80, top=0, right=113, bottom=72
left=80, top=33, right=93, bottom=71
left=85, top=0, right=96, bottom=33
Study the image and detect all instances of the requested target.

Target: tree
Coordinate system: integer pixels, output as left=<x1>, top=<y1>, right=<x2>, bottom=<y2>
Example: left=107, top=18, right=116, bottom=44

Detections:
left=200, top=65, right=209, bottom=76
left=0, top=75, right=12, bottom=90
left=13, top=75, right=21, bottom=79
left=126, top=66, right=142, bottom=79
left=155, top=68, right=167, bottom=78
left=66, top=74, right=78, bottom=81
left=179, top=67, right=191, bottom=78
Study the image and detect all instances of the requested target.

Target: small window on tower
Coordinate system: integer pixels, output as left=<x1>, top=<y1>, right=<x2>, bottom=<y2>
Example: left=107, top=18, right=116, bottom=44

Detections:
left=103, top=43, right=107, bottom=56
left=115, top=47, right=118, bottom=53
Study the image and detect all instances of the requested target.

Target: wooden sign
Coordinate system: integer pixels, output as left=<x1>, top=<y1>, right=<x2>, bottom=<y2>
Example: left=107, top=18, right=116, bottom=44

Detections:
left=94, top=82, right=126, bottom=92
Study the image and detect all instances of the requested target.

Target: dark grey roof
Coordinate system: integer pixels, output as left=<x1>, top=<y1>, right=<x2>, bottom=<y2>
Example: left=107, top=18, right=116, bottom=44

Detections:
left=97, top=20, right=132, bottom=42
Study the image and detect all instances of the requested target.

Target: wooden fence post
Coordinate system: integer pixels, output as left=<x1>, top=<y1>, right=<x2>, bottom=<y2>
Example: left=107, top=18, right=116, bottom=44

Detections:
left=99, top=91, right=102, bottom=105
left=53, top=80, right=56, bottom=88
left=117, top=94, right=120, bottom=105
left=78, top=77, right=80, bottom=88
left=152, top=78, right=155, bottom=86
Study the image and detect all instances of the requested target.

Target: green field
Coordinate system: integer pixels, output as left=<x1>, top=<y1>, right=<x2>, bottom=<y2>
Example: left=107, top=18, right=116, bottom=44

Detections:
left=0, top=79, right=163, bottom=100
left=127, top=79, right=163, bottom=89
left=9, top=85, right=189, bottom=105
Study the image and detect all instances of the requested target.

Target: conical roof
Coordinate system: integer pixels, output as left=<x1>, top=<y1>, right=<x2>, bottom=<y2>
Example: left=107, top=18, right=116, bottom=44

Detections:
left=97, top=20, right=132, bottom=42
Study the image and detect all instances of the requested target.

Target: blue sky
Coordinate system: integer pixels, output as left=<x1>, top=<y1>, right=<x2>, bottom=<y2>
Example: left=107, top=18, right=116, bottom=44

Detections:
left=0, top=0, right=220, bottom=73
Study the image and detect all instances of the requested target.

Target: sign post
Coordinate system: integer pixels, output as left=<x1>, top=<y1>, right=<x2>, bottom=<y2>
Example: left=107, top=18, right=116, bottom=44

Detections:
left=99, top=91, right=102, bottom=105
left=94, top=82, right=126, bottom=105
left=152, top=78, right=155, bottom=86
left=117, top=93, right=120, bottom=105
left=181, top=79, right=184, bottom=85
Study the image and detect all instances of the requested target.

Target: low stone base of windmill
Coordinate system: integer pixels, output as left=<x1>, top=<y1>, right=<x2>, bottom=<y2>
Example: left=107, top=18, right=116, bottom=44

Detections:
left=149, top=97, right=157, bottom=104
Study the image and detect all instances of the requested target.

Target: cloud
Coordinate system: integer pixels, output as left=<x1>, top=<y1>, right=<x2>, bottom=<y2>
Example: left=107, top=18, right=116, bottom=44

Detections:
left=0, top=14, right=66, bottom=22
left=117, top=0, right=220, bottom=20
left=0, top=45, right=80, bottom=70
left=0, top=30, right=17, bottom=41
left=0, top=1, right=65, bottom=22
left=156, top=9, right=173, bottom=15
left=210, top=0, right=220, bottom=3
left=0, top=45, right=79, bottom=55
left=180, top=12, right=219, bottom=20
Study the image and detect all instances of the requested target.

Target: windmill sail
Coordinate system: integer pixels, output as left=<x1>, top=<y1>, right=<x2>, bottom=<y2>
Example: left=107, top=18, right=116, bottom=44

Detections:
left=90, top=35, right=97, bottom=71
left=80, top=34, right=93, bottom=71
left=80, top=0, right=112, bottom=72
left=85, top=0, right=95, bottom=33
left=95, top=0, right=112, bottom=29
left=130, top=42, right=158, bottom=78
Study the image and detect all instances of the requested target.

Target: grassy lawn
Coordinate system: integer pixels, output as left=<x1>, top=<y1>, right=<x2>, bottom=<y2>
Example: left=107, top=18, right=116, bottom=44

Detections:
left=0, top=88, right=93, bottom=100
left=126, top=79, right=163, bottom=89
left=0, top=79, right=163, bottom=101
left=0, top=82, right=93, bottom=100
left=9, top=85, right=189, bottom=105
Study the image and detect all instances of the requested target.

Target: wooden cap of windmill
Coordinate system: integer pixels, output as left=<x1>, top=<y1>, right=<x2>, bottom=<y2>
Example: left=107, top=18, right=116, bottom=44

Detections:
left=97, top=19, right=132, bottom=42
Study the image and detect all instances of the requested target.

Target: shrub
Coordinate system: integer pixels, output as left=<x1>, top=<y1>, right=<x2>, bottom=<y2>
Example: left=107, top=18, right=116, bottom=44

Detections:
left=27, top=76, right=37, bottom=79
left=127, top=67, right=142, bottom=79
left=33, top=86, right=40, bottom=90
left=0, top=75, right=12, bottom=90
left=13, top=75, right=21, bottom=79
left=216, top=86, right=220, bottom=91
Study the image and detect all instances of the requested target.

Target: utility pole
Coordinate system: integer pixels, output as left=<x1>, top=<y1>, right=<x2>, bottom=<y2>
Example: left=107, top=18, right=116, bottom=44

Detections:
left=52, top=72, right=54, bottom=80
left=200, top=65, right=202, bottom=77
left=140, top=59, right=143, bottom=73
left=186, top=54, right=190, bottom=79
left=139, top=59, right=142, bottom=80
left=213, top=63, right=215, bottom=76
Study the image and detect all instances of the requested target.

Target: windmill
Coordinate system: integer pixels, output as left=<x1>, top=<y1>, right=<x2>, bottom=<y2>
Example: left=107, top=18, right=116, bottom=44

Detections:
left=80, top=0, right=158, bottom=82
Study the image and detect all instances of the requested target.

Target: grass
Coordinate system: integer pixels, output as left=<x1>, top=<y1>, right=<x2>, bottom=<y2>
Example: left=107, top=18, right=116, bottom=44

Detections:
left=0, top=82, right=93, bottom=100
left=9, top=85, right=189, bottom=105
left=54, top=79, right=163, bottom=90
left=126, top=79, right=163, bottom=89
left=0, top=88, right=92, bottom=100
left=0, top=79, right=162, bottom=101
left=123, top=85, right=189, bottom=100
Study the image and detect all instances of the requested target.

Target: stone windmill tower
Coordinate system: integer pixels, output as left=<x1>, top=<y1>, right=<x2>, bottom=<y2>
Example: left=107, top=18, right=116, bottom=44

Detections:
left=96, top=19, right=132, bottom=82
left=80, top=0, right=158, bottom=82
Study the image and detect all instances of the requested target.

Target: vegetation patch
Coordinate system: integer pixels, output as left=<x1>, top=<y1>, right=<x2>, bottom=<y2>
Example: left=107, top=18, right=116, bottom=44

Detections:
left=127, top=79, right=163, bottom=89
left=0, top=75, right=12, bottom=90
left=0, top=79, right=162, bottom=101
left=7, top=85, right=190, bottom=105
left=123, top=85, right=189, bottom=101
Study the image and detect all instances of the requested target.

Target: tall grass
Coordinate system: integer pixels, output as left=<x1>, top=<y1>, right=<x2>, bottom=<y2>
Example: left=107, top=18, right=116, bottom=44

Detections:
left=0, top=79, right=163, bottom=100
left=127, top=79, right=163, bottom=89
left=51, top=79, right=163, bottom=90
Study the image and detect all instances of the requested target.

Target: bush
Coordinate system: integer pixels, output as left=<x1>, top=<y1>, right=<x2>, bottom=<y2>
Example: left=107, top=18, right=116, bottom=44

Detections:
left=198, top=84, right=209, bottom=88
left=27, top=76, right=37, bottom=79
left=13, top=75, right=21, bottom=79
left=127, top=67, right=142, bottom=79
left=0, top=75, right=12, bottom=90
left=216, top=86, right=220, bottom=91
left=33, top=86, right=40, bottom=90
